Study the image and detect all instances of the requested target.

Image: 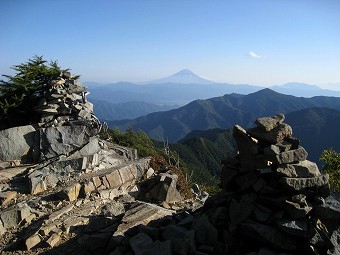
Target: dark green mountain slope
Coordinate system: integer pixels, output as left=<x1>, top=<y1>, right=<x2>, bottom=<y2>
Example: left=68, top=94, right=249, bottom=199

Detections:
left=171, top=107, right=340, bottom=181
left=169, top=128, right=236, bottom=185
left=285, top=107, right=340, bottom=165
left=109, top=89, right=340, bottom=142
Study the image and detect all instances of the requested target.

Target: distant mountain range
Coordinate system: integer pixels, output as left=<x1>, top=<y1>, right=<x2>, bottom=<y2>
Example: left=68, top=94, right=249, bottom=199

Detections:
left=91, top=99, right=178, bottom=121
left=108, top=88, right=340, bottom=142
left=85, top=69, right=340, bottom=121
left=271, top=82, right=340, bottom=97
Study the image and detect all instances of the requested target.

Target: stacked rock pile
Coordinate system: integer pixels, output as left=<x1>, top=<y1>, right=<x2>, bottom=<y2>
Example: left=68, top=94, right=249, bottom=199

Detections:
left=34, top=71, right=99, bottom=128
left=210, top=114, right=339, bottom=254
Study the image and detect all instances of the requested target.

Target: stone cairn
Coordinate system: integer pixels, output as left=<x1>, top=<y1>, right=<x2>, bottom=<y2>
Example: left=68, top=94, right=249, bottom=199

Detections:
left=34, top=71, right=103, bottom=130
left=211, top=114, right=339, bottom=254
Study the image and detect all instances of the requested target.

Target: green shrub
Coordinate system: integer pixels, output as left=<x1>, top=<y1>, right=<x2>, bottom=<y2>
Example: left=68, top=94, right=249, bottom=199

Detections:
left=101, top=128, right=159, bottom=158
left=320, top=148, right=340, bottom=193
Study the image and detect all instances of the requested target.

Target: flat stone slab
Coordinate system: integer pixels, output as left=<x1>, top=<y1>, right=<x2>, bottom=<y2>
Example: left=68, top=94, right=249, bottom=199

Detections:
left=276, top=160, right=321, bottom=178
left=0, top=165, right=31, bottom=182
left=114, top=202, right=175, bottom=236
left=280, top=174, right=329, bottom=191
left=248, top=123, right=292, bottom=143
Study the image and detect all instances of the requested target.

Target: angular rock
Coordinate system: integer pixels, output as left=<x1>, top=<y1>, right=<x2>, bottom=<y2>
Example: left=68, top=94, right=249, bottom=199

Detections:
left=193, top=213, right=218, bottom=246
left=0, top=190, right=17, bottom=207
left=220, top=163, right=238, bottom=190
left=284, top=199, right=313, bottom=219
left=148, top=173, right=182, bottom=203
left=67, top=137, right=101, bottom=160
left=329, top=227, right=340, bottom=255
left=233, top=125, right=260, bottom=170
left=118, top=165, right=135, bottom=185
left=235, top=171, right=259, bottom=191
left=39, top=222, right=58, bottom=236
left=40, top=125, right=93, bottom=159
left=58, top=183, right=81, bottom=201
left=0, top=202, right=32, bottom=229
left=28, top=170, right=58, bottom=194
left=276, top=219, right=308, bottom=237
left=239, top=222, right=296, bottom=250
left=256, top=114, right=285, bottom=131
left=0, top=206, right=20, bottom=228
left=0, top=125, right=39, bottom=163
left=146, top=167, right=155, bottom=178
left=0, top=220, right=5, bottom=235
left=26, top=234, right=42, bottom=250
left=263, top=144, right=281, bottom=155
left=253, top=204, right=272, bottom=223
left=248, top=123, right=293, bottom=144
left=129, top=232, right=153, bottom=255
left=0, top=165, right=29, bottom=182
left=280, top=174, right=329, bottom=191
left=81, top=181, right=96, bottom=195
left=269, top=146, right=308, bottom=164
left=46, top=232, right=61, bottom=248
left=114, top=202, right=174, bottom=235
left=105, top=170, right=123, bottom=189
left=147, top=240, right=172, bottom=255
left=161, top=225, right=196, bottom=254
left=47, top=204, right=74, bottom=223
left=101, top=201, right=125, bottom=217
left=314, top=196, right=340, bottom=231
left=229, top=196, right=254, bottom=226
left=276, top=160, right=321, bottom=178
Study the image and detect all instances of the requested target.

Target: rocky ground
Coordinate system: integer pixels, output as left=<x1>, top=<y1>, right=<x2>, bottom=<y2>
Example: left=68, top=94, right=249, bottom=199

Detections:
left=0, top=73, right=338, bottom=254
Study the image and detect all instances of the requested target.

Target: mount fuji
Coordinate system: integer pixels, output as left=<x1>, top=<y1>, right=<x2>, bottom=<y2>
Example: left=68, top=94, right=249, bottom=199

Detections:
left=147, top=69, right=216, bottom=84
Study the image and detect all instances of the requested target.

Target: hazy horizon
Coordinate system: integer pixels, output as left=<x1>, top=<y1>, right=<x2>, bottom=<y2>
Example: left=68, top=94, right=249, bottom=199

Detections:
left=1, top=0, right=340, bottom=90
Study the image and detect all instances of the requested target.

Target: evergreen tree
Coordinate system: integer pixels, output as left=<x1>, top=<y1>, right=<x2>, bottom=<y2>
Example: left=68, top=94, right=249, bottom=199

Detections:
left=0, top=56, right=69, bottom=128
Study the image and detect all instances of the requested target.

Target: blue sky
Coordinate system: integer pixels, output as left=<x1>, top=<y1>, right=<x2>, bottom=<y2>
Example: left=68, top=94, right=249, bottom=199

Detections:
left=1, top=0, right=340, bottom=89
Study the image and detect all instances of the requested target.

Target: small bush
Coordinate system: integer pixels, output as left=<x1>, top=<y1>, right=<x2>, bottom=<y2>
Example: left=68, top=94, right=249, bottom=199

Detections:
left=320, top=148, right=340, bottom=193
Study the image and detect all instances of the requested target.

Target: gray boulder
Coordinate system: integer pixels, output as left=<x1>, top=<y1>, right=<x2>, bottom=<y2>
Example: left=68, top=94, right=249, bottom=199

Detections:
left=148, top=173, right=182, bottom=203
left=248, top=123, right=293, bottom=143
left=255, top=113, right=285, bottom=131
left=0, top=125, right=39, bottom=163
left=40, top=125, right=92, bottom=159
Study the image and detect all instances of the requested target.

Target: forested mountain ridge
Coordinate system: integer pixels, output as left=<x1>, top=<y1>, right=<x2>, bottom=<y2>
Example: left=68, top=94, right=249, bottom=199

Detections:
left=108, top=89, right=340, bottom=142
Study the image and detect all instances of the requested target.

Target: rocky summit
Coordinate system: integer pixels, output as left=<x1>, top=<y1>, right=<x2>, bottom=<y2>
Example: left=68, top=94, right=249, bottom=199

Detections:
left=0, top=73, right=204, bottom=254
left=0, top=75, right=339, bottom=255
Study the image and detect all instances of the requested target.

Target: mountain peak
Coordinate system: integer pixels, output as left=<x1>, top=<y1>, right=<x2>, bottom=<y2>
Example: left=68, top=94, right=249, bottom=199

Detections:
left=174, top=69, right=196, bottom=76
left=148, top=69, right=215, bottom=85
